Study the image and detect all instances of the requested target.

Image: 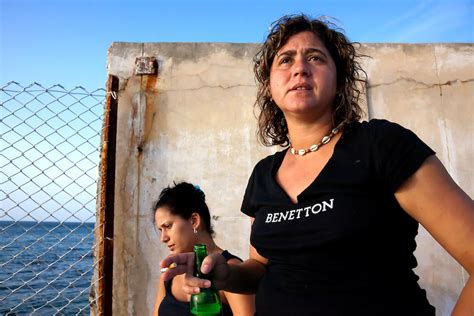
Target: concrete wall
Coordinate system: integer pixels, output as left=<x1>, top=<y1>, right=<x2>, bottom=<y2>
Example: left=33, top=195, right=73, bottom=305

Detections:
left=106, top=42, right=473, bottom=316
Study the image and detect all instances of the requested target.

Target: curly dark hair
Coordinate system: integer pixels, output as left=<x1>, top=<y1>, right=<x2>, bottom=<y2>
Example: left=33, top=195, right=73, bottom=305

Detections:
left=253, top=14, right=366, bottom=146
left=153, top=182, right=214, bottom=235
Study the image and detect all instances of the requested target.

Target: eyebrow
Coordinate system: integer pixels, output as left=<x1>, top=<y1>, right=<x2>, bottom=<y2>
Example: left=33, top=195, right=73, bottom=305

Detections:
left=276, top=48, right=328, bottom=58
left=158, top=221, right=170, bottom=228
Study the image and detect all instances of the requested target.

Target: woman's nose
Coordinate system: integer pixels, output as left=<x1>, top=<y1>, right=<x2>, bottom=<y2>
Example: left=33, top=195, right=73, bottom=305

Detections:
left=293, top=58, right=310, bottom=77
left=160, top=232, right=169, bottom=243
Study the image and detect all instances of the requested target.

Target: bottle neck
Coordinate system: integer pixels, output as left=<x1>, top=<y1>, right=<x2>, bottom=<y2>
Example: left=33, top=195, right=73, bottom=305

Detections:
left=193, top=244, right=209, bottom=279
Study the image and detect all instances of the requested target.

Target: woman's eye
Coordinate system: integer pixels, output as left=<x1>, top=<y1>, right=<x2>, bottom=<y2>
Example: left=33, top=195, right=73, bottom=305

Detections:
left=279, top=57, right=291, bottom=64
left=309, top=55, right=321, bottom=62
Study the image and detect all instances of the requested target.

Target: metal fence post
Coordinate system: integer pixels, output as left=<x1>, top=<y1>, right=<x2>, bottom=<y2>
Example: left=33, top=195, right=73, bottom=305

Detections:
left=96, top=75, right=118, bottom=316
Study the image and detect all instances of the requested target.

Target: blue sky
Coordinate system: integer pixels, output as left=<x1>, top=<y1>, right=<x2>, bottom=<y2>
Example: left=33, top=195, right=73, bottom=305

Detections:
left=0, top=0, right=473, bottom=222
left=1, top=0, right=473, bottom=91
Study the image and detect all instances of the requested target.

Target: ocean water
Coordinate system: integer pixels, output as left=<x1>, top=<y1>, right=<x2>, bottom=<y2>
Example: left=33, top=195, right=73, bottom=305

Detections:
left=0, top=221, right=95, bottom=315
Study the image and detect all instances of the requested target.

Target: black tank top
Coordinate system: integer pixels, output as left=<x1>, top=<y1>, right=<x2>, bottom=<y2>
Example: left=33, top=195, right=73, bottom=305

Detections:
left=158, top=250, right=242, bottom=316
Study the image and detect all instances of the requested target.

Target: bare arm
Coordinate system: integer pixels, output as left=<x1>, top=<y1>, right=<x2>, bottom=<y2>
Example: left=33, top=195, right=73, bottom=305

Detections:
left=216, top=218, right=267, bottom=294
left=395, top=155, right=474, bottom=315
left=160, top=219, right=267, bottom=295
left=220, top=244, right=267, bottom=294
left=152, top=275, right=166, bottom=316
left=221, top=259, right=256, bottom=316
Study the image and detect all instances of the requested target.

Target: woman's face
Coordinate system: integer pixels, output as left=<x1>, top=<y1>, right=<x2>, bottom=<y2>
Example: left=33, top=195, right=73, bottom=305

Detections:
left=154, top=207, right=197, bottom=254
left=269, top=31, right=337, bottom=120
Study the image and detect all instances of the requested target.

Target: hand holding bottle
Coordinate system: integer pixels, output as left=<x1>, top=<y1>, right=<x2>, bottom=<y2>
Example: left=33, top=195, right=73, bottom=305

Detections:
left=160, top=248, right=231, bottom=295
left=190, top=244, right=222, bottom=315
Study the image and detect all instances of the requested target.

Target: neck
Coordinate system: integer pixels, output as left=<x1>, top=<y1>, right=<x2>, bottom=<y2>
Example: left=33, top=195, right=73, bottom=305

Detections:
left=286, top=113, right=333, bottom=149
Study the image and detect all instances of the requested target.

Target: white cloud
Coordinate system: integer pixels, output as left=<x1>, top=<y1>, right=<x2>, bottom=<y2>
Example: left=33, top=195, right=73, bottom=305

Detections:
left=371, top=0, right=473, bottom=42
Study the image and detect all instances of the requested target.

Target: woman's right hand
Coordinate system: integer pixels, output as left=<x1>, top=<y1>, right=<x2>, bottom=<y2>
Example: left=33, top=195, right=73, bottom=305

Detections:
left=160, top=252, right=231, bottom=294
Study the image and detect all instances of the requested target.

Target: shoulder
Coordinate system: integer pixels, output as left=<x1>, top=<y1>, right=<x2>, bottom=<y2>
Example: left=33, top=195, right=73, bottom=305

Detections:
left=348, top=119, right=424, bottom=147
left=352, top=118, right=407, bottom=134
left=253, top=149, right=286, bottom=172
left=366, top=118, right=409, bottom=132
left=242, top=149, right=286, bottom=216
left=365, top=118, right=431, bottom=148
left=356, top=119, right=435, bottom=191
left=244, top=149, right=286, bottom=191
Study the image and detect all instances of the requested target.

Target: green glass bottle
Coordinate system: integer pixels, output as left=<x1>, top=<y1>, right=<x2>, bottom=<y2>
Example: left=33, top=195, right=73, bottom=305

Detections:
left=190, top=244, right=222, bottom=316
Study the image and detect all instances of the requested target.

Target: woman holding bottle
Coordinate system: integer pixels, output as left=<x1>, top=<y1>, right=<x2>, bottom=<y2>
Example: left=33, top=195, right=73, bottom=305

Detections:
left=152, top=182, right=254, bottom=316
left=161, top=14, right=474, bottom=316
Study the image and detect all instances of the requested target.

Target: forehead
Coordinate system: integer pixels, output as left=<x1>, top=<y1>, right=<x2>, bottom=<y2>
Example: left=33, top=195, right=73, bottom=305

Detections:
left=155, top=206, right=178, bottom=222
left=277, top=31, right=328, bottom=53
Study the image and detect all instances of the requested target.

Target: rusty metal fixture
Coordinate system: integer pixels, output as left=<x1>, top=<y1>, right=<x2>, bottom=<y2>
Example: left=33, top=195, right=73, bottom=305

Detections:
left=96, top=75, right=119, bottom=316
left=135, top=56, right=158, bottom=75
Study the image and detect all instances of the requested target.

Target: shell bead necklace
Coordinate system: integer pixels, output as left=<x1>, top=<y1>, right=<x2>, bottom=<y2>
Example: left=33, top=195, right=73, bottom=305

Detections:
left=289, top=120, right=347, bottom=156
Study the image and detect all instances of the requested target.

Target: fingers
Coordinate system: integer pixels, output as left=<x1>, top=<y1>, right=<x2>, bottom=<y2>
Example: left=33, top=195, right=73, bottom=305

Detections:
left=201, top=255, right=216, bottom=275
left=159, top=252, right=228, bottom=293
left=184, top=274, right=212, bottom=294
left=160, top=252, right=211, bottom=294
left=202, top=252, right=228, bottom=274
left=201, top=253, right=225, bottom=274
left=160, top=252, right=193, bottom=282
left=160, top=252, right=191, bottom=268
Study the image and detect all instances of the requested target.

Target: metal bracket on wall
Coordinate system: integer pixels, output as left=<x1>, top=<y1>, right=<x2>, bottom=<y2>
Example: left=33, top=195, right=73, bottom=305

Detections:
left=135, top=57, right=158, bottom=75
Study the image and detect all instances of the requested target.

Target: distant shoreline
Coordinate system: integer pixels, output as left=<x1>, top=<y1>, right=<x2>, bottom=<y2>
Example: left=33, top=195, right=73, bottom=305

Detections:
left=0, top=220, right=95, bottom=224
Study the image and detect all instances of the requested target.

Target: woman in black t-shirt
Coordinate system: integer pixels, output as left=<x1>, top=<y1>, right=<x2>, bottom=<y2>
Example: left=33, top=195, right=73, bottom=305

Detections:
left=152, top=182, right=254, bottom=316
left=160, top=15, right=474, bottom=316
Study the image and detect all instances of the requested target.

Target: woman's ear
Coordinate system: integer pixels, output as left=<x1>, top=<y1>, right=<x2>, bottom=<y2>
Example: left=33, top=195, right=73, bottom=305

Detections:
left=190, top=212, right=201, bottom=230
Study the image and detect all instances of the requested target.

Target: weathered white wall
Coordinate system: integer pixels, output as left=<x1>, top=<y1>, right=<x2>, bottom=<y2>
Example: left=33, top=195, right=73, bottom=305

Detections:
left=106, top=42, right=473, bottom=316
left=362, top=44, right=473, bottom=316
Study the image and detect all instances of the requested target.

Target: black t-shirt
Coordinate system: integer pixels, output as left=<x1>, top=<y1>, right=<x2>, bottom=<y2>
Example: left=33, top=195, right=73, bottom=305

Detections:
left=158, top=250, right=242, bottom=316
left=241, top=119, right=436, bottom=316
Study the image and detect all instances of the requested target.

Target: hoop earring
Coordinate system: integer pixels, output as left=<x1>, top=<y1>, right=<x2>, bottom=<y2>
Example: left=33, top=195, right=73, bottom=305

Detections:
left=193, top=228, right=197, bottom=234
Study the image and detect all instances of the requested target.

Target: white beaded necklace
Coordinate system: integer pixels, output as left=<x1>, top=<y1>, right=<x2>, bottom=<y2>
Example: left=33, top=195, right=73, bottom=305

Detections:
left=289, top=120, right=347, bottom=156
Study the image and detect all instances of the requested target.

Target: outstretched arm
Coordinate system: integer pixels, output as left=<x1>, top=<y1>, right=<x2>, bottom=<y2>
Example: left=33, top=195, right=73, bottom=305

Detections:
left=218, top=243, right=267, bottom=294
left=222, top=258, right=256, bottom=316
left=160, top=220, right=267, bottom=295
left=395, top=155, right=474, bottom=316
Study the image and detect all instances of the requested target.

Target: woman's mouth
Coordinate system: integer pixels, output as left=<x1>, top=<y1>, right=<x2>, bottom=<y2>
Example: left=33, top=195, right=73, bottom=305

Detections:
left=290, top=83, right=312, bottom=91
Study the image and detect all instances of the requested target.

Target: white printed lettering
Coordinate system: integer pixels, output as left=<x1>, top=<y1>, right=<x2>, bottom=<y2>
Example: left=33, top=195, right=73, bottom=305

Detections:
left=272, top=213, right=279, bottom=223
left=288, top=210, right=295, bottom=220
left=264, top=198, right=336, bottom=224
left=322, top=199, right=334, bottom=211
left=311, top=203, right=322, bottom=214
left=279, top=211, right=288, bottom=222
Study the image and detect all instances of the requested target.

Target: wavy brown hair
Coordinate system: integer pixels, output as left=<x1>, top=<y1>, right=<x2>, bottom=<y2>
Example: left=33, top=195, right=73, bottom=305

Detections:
left=254, top=14, right=366, bottom=146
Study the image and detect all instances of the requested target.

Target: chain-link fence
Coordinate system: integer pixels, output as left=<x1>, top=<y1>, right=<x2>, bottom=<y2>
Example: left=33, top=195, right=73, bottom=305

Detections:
left=0, top=82, right=105, bottom=315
